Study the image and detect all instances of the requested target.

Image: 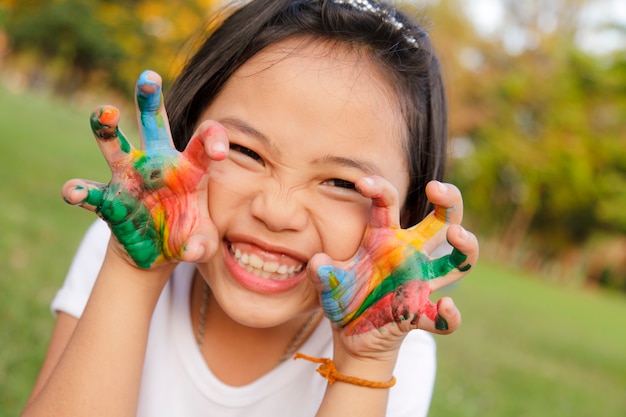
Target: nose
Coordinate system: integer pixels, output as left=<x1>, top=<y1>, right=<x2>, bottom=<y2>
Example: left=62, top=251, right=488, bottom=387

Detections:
left=250, top=185, right=309, bottom=232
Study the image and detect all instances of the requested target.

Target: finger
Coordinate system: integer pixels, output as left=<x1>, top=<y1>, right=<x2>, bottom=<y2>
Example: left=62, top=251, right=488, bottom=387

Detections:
left=307, top=252, right=338, bottom=295
left=135, top=70, right=175, bottom=152
left=416, top=296, right=462, bottom=334
left=62, top=179, right=108, bottom=213
left=356, top=175, right=402, bottom=229
left=317, top=265, right=358, bottom=326
left=183, top=120, right=229, bottom=168
left=90, top=106, right=137, bottom=168
left=181, top=232, right=218, bottom=264
left=307, top=253, right=356, bottom=326
left=425, top=181, right=464, bottom=225
left=428, top=224, right=479, bottom=291
left=406, top=211, right=448, bottom=255
left=419, top=181, right=464, bottom=254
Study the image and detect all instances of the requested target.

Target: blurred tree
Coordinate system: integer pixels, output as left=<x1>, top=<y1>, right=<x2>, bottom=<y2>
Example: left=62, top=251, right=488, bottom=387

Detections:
left=1, top=0, right=218, bottom=94
left=423, top=0, right=626, bottom=286
left=4, top=0, right=122, bottom=93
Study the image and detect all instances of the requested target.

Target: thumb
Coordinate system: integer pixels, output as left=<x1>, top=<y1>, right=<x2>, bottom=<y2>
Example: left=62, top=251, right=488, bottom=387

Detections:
left=306, top=252, right=334, bottom=288
left=307, top=253, right=358, bottom=327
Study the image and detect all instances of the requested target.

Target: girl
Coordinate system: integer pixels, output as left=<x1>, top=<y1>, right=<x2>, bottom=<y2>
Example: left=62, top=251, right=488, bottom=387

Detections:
left=23, top=0, right=479, bottom=416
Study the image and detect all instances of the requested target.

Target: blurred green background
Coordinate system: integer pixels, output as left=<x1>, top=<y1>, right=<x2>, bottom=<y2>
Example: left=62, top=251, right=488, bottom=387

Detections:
left=1, top=0, right=624, bottom=416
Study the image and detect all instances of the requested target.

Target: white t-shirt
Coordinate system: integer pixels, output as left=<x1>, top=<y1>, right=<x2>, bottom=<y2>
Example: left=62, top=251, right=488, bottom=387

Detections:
left=52, top=220, right=437, bottom=417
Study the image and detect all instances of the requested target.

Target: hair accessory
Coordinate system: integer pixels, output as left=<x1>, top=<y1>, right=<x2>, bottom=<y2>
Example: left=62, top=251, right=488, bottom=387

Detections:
left=294, top=353, right=397, bottom=388
left=332, top=0, right=419, bottom=48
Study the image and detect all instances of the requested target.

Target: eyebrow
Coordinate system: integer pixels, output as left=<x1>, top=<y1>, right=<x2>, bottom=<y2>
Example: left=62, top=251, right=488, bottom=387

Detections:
left=219, top=116, right=381, bottom=175
left=219, top=117, right=274, bottom=148
left=315, top=155, right=382, bottom=176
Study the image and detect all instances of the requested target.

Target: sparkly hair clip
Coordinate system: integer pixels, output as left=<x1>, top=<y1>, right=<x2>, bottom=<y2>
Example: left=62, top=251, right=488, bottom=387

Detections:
left=332, top=0, right=419, bottom=48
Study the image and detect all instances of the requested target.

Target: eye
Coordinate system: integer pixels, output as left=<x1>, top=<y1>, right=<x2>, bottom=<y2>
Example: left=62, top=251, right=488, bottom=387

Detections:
left=230, top=143, right=262, bottom=162
left=324, top=178, right=357, bottom=191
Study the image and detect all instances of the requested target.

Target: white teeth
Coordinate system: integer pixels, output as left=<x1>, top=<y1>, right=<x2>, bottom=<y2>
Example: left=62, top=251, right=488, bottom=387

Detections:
left=249, top=254, right=263, bottom=269
left=230, top=245, right=304, bottom=280
left=263, top=261, right=279, bottom=273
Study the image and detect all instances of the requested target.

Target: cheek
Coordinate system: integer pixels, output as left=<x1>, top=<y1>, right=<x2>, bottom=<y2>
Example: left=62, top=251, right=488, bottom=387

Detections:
left=313, top=202, right=370, bottom=261
left=206, top=166, right=249, bottom=229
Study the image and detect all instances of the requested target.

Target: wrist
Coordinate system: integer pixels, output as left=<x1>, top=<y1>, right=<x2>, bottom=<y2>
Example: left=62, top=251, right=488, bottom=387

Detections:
left=331, top=341, right=399, bottom=384
left=294, top=353, right=397, bottom=389
left=102, top=241, right=174, bottom=290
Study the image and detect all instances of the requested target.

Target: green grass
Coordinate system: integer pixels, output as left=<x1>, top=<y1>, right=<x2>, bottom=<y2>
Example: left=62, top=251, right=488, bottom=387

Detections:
left=430, top=263, right=626, bottom=417
left=0, top=86, right=115, bottom=416
left=1, top=87, right=625, bottom=417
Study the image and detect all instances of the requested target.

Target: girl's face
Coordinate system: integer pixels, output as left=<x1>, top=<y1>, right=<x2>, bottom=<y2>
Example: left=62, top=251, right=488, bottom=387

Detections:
left=197, top=37, right=409, bottom=327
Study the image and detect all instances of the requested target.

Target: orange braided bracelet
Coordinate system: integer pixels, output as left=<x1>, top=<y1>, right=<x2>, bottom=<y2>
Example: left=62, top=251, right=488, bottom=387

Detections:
left=294, top=353, right=396, bottom=389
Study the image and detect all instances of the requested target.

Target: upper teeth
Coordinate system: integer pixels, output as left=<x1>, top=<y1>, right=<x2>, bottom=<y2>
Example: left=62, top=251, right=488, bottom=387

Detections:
left=232, top=247, right=303, bottom=280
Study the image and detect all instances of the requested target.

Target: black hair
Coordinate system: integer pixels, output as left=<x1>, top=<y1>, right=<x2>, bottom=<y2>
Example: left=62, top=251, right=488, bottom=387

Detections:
left=166, top=0, right=448, bottom=227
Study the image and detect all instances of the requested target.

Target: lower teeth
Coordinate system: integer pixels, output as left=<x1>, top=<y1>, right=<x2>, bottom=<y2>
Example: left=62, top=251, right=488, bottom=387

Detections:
left=241, top=261, right=290, bottom=280
left=230, top=245, right=302, bottom=280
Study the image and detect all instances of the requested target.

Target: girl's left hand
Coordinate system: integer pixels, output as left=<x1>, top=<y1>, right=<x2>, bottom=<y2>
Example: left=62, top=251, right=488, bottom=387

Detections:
left=309, top=176, right=478, bottom=356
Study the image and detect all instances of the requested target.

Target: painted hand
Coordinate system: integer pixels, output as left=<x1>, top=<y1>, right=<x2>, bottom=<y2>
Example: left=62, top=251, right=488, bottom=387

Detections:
left=62, top=70, right=228, bottom=268
left=312, top=178, right=478, bottom=337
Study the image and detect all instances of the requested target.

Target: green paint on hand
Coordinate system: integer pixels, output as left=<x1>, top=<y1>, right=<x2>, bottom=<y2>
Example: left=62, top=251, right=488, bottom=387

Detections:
left=117, top=130, right=132, bottom=154
left=352, top=250, right=431, bottom=318
left=94, top=184, right=161, bottom=269
left=85, top=188, right=105, bottom=207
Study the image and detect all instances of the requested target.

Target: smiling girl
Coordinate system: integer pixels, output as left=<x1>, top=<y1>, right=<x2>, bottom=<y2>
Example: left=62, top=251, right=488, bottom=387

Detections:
left=23, top=1, right=478, bottom=416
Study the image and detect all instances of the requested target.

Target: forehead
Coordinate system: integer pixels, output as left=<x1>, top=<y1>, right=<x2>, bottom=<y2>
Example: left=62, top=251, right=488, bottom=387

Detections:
left=237, top=37, right=400, bottom=110
left=230, top=36, right=407, bottom=147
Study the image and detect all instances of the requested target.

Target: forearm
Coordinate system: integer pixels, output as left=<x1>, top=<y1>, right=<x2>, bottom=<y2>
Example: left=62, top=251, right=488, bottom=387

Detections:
left=315, top=344, right=399, bottom=417
left=22, top=246, right=173, bottom=417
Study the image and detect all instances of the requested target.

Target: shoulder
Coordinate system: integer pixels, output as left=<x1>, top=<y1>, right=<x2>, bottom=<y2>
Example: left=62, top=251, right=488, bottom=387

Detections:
left=70, top=219, right=111, bottom=265
left=50, top=220, right=110, bottom=318
left=65, top=219, right=111, bottom=281
left=387, top=330, right=437, bottom=417
left=400, top=328, right=436, bottom=355
left=395, top=329, right=436, bottom=379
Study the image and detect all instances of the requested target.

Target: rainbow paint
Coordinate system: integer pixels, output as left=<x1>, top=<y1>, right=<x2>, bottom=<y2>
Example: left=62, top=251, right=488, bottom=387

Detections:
left=318, top=212, right=468, bottom=334
left=77, top=71, right=208, bottom=268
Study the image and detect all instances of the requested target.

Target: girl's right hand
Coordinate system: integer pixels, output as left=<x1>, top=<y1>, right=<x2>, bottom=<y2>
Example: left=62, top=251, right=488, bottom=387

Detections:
left=62, top=70, right=229, bottom=269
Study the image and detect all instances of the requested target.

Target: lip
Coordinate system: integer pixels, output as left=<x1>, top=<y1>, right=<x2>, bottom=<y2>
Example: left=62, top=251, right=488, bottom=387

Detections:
left=222, top=239, right=308, bottom=294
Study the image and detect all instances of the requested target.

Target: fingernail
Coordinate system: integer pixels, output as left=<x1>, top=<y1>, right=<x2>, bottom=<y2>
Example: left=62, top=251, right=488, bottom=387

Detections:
left=436, top=181, right=447, bottom=194
left=211, top=141, right=227, bottom=156
left=361, top=177, right=375, bottom=187
left=317, top=266, right=345, bottom=291
left=435, top=315, right=449, bottom=331
left=317, top=265, right=336, bottom=280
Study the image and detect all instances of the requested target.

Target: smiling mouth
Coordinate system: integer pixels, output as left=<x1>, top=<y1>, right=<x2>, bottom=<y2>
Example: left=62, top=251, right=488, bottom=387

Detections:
left=229, top=244, right=304, bottom=280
